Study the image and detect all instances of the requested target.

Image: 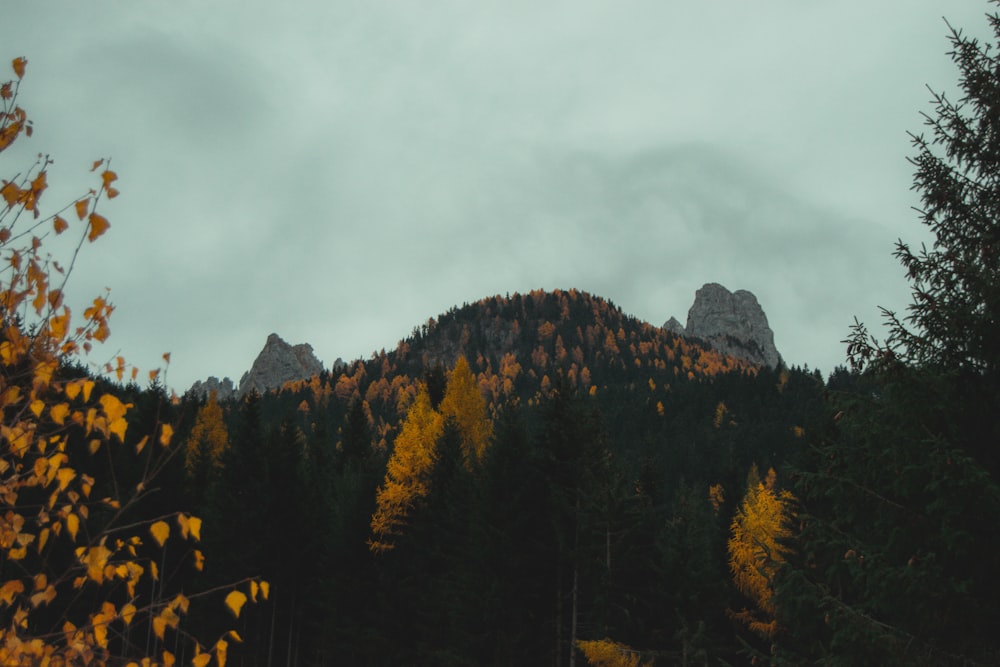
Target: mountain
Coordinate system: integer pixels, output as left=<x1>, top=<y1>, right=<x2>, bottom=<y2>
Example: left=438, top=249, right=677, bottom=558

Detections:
left=665, top=282, right=782, bottom=368
left=239, top=333, right=324, bottom=396
left=189, top=333, right=324, bottom=399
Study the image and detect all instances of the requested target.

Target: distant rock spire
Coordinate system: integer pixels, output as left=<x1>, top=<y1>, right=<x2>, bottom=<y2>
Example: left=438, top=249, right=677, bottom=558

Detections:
left=238, top=333, right=324, bottom=396
left=665, top=283, right=782, bottom=368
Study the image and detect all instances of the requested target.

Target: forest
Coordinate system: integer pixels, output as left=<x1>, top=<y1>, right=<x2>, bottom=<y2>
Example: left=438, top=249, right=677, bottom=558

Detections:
left=2, top=5, right=1000, bottom=667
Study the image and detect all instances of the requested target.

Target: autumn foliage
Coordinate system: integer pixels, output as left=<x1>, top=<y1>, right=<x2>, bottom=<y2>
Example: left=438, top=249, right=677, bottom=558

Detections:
left=1, top=57, right=262, bottom=667
left=727, top=465, right=795, bottom=639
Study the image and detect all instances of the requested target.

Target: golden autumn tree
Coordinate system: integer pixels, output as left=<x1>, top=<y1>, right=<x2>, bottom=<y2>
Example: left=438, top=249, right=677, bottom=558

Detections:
left=370, top=356, right=494, bottom=552
left=438, top=355, right=493, bottom=466
left=727, top=465, right=795, bottom=639
left=576, top=638, right=651, bottom=667
left=0, top=57, right=263, bottom=667
left=369, top=383, right=442, bottom=553
left=184, top=392, right=229, bottom=475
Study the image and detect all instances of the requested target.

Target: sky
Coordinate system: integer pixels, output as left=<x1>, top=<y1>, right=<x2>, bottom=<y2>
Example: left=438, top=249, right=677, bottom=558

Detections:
left=1, top=1, right=992, bottom=392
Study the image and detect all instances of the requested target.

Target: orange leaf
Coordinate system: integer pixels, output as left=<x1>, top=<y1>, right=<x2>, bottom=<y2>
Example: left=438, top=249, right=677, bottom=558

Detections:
left=12, top=57, right=26, bottom=80
left=159, top=423, right=173, bottom=447
left=224, top=590, right=247, bottom=619
left=74, top=199, right=88, bottom=220
left=53, top=216, right=68, bottom=234
left=87, top=213, right=109, bottom=242
left=149, top=520, right=170, bottom=547
left=91, top=159, right=104, bottom=172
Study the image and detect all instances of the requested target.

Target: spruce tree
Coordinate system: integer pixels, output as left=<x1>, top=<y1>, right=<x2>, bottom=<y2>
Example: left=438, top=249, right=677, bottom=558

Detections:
left=776, top=6, right=1000, bottom=664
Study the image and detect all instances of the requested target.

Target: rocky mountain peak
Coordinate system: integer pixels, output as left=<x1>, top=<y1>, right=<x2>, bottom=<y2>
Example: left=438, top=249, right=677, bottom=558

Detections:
left=665, top=283, right=782, bottom=368
left=238, top=333, right=324, bottom=396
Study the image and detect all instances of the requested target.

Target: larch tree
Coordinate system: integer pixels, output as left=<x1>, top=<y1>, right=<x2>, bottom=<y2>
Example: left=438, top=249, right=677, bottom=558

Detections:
left=184, top=392, right=229, bottom=506
left=727, top=465, right=794, bottom=640
left=368, top=383, right=442, bottom=553
left=438, top=355, right=493, bottom=467
left=0, top=57, right=263, bottom=666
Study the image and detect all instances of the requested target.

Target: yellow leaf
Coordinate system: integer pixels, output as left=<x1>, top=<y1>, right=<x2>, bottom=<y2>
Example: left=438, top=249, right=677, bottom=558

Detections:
left=250, top=580, right=258, bottom=603
left=259, top=580, right=270, bottom=600
left=150, top=520, right=169, bottom=547
left=66, top=513, right=79, bottom=541
left=29, top=399, right=44, bottom=418
left=191, top=654, right=211, bottom=667
left=224, top=590, right=247, bottom=619
left=215, top=639, right=228, bottom=667
left=121, top=603, right=136, bottom=625
left=80, top=545, right=112, bottom=584
left=152, top=616, right=167, bottom=641
left=163, top=651, right=176, bottom=667
left=109, top=417, right=127, bottom=443
left=192, top=549, right=204, bottom=571
left=188, top=515, right=202, bottom=541
left=30, top=585, right=55, bottom=608
left=227, top=630, right=243, bottom=643
left=0, top=579, right=24, bottom=606
left=82, top=380, right=94, bottom=402
left=136, top=435, right=149, bottom=454
left=160, top=423, right=173, bottom=447
left=50, top=403, right=69, bottom=425
left=93, top=613, right=108, bottom=648
left=56, top=467, right=76, bottom=492
left=87, top=213, right=110, bottom=242
left=65, top=381, right=81, bottom=401
left=99, top=393, right=129, bottom=423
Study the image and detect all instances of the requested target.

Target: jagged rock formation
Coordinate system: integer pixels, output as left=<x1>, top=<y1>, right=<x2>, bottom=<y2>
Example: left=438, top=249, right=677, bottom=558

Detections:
left=188, top=376, right=237, bottom=402
left=238, top=333, right=324, bottom=396
left=663, top=316, right=686, bottom=337
left=665, top=283, right=782, bottom=368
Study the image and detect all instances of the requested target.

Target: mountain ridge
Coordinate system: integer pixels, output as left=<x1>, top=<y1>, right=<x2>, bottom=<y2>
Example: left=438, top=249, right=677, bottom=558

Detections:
left=188, top=286, right=780, bottom=399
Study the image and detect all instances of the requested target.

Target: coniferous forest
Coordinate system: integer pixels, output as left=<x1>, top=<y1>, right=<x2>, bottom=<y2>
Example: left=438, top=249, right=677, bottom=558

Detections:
left=3, top=5, right=1000, bottom=667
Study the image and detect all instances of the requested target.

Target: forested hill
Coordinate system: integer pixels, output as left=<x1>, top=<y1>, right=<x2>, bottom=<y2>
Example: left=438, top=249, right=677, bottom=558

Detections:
left=267, top=288, right=768, bottom=450
left=157, top=288, right=832, bottom=663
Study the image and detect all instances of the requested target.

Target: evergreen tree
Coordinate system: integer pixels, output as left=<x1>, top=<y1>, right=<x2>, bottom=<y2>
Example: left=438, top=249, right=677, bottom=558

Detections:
left=776, top=7, right=1000, bottom=663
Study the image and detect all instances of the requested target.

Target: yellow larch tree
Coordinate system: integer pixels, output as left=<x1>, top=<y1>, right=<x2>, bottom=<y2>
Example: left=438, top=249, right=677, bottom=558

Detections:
left=727, top=465, right=795, bottom=638
left=370, top=356, right=494, bottom=552
left=369, top=383, right=442, bottom=553
left=0, top=57, right=262, bottom=667
left=576, top=638, right=651, bottom=667
left=184, top=391, right=230, bottom=475
left=438, top=355, right=493, bottom=466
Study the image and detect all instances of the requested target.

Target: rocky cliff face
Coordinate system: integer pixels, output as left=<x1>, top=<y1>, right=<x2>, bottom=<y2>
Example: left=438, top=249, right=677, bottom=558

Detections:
left=189, top=333, right=324, bottom=399
left=188, top=376, right=237, bottom=402
left=665, top=283, right=782, bottom=368
left=238, top=333, right=324, bottom=396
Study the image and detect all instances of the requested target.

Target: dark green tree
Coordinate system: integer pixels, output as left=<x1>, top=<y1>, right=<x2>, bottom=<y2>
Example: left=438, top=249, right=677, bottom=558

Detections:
left=776, top=6, right=1000, bottom=664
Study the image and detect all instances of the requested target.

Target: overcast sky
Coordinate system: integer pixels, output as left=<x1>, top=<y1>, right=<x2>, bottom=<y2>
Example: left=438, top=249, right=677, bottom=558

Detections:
left=2, top=1, right=991, bottom=391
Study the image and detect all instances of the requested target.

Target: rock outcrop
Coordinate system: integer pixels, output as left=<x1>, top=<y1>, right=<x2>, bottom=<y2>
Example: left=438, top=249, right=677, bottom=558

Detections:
left=188, top=376, right=237, bottom=402
left=663, top=316, right=686, bottom=337
left=238, top=333, right=324, bottom=396
left=665, top=283, right=782, bottom=368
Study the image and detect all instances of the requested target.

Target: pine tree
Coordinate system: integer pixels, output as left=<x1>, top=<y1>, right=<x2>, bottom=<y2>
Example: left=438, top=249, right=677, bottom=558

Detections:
left=776, top=7, right=1000, bottom=663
